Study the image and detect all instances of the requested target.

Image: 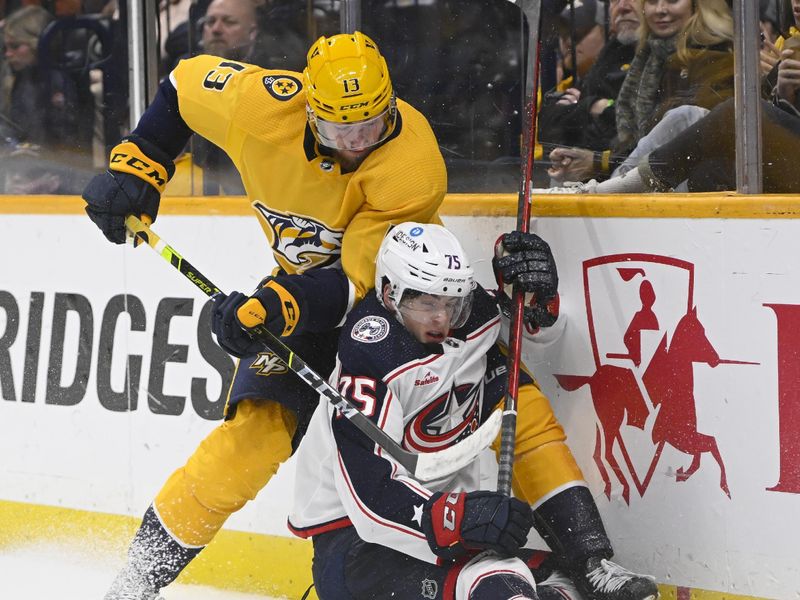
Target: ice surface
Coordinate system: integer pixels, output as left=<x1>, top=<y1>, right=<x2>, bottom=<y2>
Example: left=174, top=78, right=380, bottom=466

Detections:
left=0, top=544, right=281, bottom=599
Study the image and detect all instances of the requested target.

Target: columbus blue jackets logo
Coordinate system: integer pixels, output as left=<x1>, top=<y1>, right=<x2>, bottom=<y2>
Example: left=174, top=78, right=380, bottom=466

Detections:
left=262, top=74, right=301, bottom=100
left=252, top=203, right=343, bottom=272
left=404, top=383, right=481, bottom=452
left=351, top=316, right=390, bottom=343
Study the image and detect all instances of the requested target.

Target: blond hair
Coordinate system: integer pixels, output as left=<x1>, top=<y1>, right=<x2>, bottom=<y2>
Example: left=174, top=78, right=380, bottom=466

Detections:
left=638, top=0, right=733, bottom=60
left=3, top=5, right=55, bottom=51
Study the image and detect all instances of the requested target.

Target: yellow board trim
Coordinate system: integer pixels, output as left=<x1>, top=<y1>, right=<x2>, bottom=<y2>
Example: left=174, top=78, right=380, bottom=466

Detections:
left=657, top=587, right=765, bottom=600
left=0, top=499, right=772, bottom=599
left=4, top=193, right=800, bottom=219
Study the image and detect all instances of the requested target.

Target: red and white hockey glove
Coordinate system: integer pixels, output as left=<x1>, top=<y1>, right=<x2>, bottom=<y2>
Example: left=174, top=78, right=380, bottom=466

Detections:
left=421, top=491, right=533, bottom=561
left=493, top=231, right=559, bottom=329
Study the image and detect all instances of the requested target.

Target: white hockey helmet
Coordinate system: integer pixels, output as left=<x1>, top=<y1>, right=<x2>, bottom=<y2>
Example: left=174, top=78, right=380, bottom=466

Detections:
left=375, top=222, right=474, bottom=328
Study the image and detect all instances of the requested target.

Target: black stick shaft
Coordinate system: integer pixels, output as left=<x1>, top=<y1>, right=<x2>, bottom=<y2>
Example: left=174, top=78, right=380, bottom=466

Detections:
left=125, top=215, right=421, bottom=476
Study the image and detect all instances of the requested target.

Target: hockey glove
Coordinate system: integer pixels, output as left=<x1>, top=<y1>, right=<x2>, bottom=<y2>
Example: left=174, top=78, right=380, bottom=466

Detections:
left=210, top=278, right=302, bottom=358
left=493, top=231, right=559, bottom=328
left=421, top=491, right=533, bottom=561
left=83, top=135, right=175, bottom=244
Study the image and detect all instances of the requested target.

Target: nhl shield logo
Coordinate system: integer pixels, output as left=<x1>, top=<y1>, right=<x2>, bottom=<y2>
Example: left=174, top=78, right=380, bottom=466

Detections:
left=421, top=578, right=438, bottom=599
left=351, top=316, right=390, bottom=343
left=555, top=253, right=757, bottom=503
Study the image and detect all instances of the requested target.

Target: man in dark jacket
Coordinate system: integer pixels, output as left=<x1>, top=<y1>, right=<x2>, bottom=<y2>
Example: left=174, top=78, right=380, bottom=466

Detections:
left=538, top=0, right=640, bottom=153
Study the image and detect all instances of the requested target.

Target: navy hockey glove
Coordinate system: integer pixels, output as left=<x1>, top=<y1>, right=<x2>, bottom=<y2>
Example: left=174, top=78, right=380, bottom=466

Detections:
left=422, top=491, right=533, bottom=561
left=493, top=231, right=559, bottom=328
left=210, top=278, right=302, bottom=358
left=83, top=135, right=175, bottom=244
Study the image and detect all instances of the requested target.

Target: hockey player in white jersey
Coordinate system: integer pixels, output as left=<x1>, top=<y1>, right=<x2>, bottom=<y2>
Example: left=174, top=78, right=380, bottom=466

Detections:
left=289, top=222, right=659, bottom=600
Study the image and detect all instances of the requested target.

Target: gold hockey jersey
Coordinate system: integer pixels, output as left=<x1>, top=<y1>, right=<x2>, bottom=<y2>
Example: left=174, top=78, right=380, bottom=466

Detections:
left=171, top=55, right=446, bottom=305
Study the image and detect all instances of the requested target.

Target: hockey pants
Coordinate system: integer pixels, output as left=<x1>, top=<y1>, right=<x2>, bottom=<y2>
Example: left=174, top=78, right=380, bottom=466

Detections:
left=155, top=398, right=297, bottom=546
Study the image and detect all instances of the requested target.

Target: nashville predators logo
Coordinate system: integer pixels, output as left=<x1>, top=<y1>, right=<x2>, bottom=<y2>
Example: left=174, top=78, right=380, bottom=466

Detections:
left=252, top=202, right=343, bottom=272
left=249, top=352, right=289, bottom=376
left=263, top=74, right=301, bottom=101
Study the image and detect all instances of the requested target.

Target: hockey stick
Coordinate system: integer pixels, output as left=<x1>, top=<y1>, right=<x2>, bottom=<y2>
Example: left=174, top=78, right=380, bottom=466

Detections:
left=124, top=214, right=501, bottom=482
left=497, top=0, right=544, bottom=496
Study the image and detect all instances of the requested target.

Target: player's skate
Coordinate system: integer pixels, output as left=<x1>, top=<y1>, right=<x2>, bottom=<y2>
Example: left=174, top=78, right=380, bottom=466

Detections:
left=105, top=505, right=202, bottom=600
left=537, top=569, right=584, bottom=600
left=576, top=557, right=659, bottom=600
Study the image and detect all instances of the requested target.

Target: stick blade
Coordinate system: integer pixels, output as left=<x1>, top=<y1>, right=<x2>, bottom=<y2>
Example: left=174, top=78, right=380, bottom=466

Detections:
left=413, top=409, right=502, bottom=482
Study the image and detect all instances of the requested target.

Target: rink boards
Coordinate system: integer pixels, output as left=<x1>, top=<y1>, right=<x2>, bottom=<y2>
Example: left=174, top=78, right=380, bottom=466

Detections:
left=1, top=194, right=800, bottom=599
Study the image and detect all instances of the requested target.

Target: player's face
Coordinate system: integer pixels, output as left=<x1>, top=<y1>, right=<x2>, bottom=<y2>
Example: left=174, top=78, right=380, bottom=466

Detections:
left=398, top=293, right=463, bottom=344
left=315, top=110, right=389, bottom=153
left=643, top=0, right=693, bottom=40
left=793, top=0, right=800, bottom=27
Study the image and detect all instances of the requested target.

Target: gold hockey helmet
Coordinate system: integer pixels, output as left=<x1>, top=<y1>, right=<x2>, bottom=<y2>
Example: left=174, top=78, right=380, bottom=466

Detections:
left=303, top=31, right=397, bottom=151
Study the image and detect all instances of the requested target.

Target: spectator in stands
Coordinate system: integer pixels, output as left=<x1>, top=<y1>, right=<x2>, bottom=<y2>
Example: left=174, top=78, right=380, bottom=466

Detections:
left=539, top=0, right=641, bottom=155
left=762, top=0, right=798, bottom=86
left=572, top=0, right=800, bottom=194
left=556, top=0, right=606, bottom=82
left=759, top=0, right=786, bottom=78
left=198, top=0, right=258, bottom=59
left=568, top=96, right=800, bottom=194
left=161, top=0, right=255, bottom=75
left=548, top=0, right=735, bottom=184
left=1, top=5, right=93, bottom=164
left=166, top=0, right=306, bottom=194
left=186, top=0, right=260, bottom=194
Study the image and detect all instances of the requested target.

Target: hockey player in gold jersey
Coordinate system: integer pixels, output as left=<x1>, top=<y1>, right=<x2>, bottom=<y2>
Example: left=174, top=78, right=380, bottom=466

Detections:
left=82, top=32, right=446, bottom=599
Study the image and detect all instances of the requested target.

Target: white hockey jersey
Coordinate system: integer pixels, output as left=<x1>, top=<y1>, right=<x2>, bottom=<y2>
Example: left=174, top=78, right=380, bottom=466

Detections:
left=288, top=285, right=534, bottom=564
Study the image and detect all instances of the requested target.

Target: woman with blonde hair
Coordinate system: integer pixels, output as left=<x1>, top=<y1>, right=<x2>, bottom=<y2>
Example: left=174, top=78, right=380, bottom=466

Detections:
left=549, top=0, right=735, bottom=183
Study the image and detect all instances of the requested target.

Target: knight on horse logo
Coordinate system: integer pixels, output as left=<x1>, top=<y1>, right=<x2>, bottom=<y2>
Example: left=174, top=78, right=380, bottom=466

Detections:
left=555, top=254, right=757, bottom=503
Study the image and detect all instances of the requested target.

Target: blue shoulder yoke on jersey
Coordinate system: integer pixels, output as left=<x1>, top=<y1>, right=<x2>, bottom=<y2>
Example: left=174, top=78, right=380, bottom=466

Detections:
left=132, top=77, right=194, bottom=159
left=269, top=267, right=351, bottom=334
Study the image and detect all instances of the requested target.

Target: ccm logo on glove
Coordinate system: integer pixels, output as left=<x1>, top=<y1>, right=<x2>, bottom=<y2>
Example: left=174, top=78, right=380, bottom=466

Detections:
left=110, top=141, right=170, bottom=191
left=422, top=491, right=533, bottom=561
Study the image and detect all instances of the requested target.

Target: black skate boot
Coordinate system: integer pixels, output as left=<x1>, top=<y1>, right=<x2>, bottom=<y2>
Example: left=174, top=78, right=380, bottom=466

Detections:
left=104, top=505, right=202, bottom=600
